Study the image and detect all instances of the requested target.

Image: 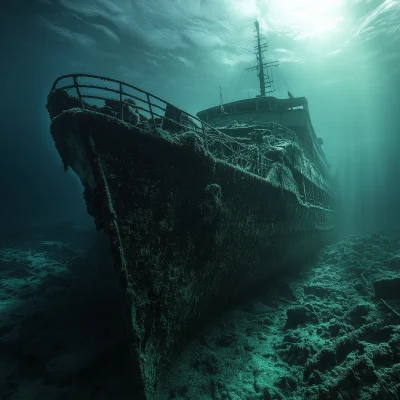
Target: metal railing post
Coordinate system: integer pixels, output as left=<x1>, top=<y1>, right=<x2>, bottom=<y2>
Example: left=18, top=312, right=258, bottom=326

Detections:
left=146, top=93, right=157, bottom=130
left=73, top=76, right=85, bottom=109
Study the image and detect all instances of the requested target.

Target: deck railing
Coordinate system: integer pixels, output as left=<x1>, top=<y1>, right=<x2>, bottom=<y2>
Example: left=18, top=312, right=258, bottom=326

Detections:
left=50, top=73, right=206, bottom=134
left=49, top=74, right=278, bottom=177
left=49, top=74, right=332, bottom=210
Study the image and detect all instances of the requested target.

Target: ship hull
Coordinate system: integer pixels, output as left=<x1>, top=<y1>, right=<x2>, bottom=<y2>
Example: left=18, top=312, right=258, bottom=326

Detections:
left=50, top=108, right=337, bottom=399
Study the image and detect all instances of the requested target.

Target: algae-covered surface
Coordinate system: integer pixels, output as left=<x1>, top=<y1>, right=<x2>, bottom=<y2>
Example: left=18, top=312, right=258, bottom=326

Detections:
left=1, top=225, right=400, bottom=400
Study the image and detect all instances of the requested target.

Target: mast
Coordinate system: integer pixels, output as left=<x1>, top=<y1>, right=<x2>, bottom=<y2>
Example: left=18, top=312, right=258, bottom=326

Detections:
left=246, top=20, right=279, bottom=97
left=255, top=21, right=266, bottom=97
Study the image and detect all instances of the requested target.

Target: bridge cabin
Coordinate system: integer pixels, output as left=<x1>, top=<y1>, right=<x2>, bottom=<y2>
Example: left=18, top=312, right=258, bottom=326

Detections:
left=196, top=96, right=325, bottom=162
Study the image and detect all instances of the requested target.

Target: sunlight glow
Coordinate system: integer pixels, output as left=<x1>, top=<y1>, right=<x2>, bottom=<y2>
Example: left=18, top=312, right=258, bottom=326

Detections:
left=265, top=0, right=346, bottom=39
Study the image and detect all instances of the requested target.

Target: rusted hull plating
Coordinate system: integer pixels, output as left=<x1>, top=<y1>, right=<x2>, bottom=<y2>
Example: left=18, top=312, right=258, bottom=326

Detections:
left=50, top=109, right=337, bottom=399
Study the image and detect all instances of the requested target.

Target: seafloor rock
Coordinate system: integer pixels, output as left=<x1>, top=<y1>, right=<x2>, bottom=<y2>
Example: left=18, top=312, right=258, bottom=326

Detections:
left=2, top=229, right=400, bottom=399
left=0, top=225, right=137, bottom=399
left=373, top=277, right=400, bottom=299
left=159, top=232, right=400, bottom=400
left=388, top=255, right=400, bottom=269
left=285, top=304, right=319, bottom=328
left=303, top=284, right=331, bottom=298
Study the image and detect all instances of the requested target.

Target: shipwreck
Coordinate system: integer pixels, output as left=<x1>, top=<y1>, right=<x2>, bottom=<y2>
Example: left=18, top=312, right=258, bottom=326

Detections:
left=46, top=21, right=338, bottom=399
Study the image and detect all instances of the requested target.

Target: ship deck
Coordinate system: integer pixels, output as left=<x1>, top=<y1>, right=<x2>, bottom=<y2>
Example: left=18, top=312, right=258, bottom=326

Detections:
left=47, top=74, right=334, bottom=210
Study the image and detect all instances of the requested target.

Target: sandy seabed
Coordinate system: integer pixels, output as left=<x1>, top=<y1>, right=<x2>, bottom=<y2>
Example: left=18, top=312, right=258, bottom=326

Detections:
left=1, top=224, right=400, bottom=400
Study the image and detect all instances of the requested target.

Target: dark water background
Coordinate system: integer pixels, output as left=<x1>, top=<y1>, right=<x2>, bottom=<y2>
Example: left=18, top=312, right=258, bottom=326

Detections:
left=1, top=3, right=400, bottom=399
left=1, top=0, right=400, bottom=232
